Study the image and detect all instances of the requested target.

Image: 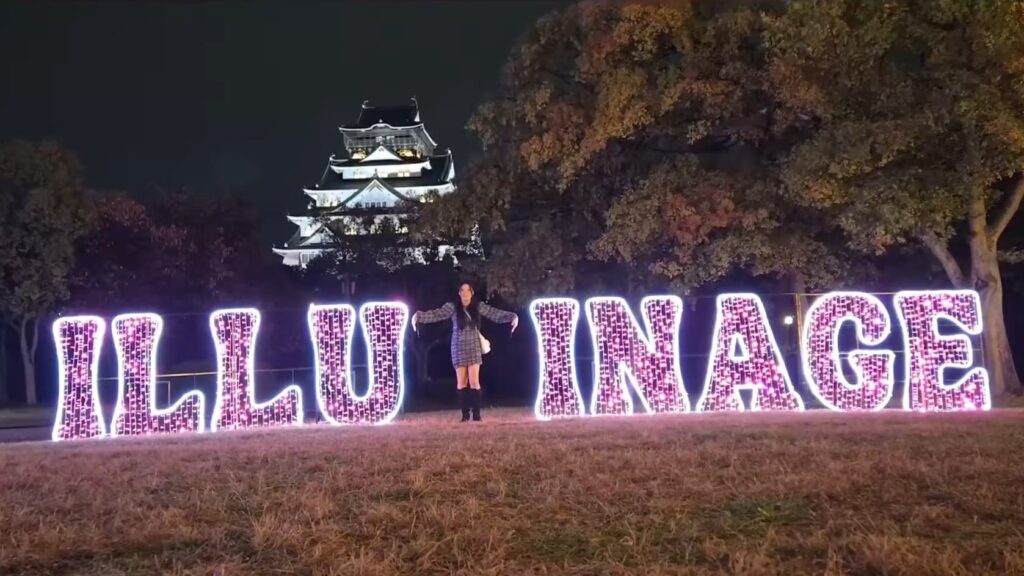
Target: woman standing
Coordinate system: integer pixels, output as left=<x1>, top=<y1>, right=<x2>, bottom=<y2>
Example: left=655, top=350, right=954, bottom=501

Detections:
left=412, top=283, right=518, bottom=422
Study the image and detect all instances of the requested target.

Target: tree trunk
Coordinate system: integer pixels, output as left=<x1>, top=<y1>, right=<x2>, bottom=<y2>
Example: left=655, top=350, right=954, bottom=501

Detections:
left=412, top=335, right=432, bottom=386
left=0, top=322, right=9, bottom=405
left=970, top=233, right=1022, bottom=397
left=787, top=274, right=808, bottom=396
left=790, top=273, right=808, bottom=339
left=921, top=180, right=1024, bottom=399
left=19, top=316, right=39, bottom=405
left=968, top=186, right=1022, bottom=397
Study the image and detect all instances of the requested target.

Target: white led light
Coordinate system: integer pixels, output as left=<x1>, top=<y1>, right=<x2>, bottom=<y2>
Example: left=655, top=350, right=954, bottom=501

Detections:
left=530, top=298, right=585, bottom=420
left=210, top=308, right=303, bottom=431
left=697, top=293, right=804, bottom=412
left=585, top=296, right=689, bottom=416
left=308, top=302, right=408, bottom=425
left=801, top=292, right=895, bottom=411
left=894, top=290, right=991, bottom=412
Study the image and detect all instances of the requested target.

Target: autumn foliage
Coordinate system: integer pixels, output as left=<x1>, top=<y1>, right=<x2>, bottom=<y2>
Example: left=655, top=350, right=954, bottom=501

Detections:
left=418, top=0, right=1024, bottom=395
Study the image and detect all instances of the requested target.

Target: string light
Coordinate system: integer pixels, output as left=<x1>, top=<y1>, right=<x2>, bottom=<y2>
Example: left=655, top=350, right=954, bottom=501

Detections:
left=46, top=289, right=997, bottom=442
left=52, top=316, right=107, bottom=441
left=585, top=296, right=689, bottom=416
left=894, top=290, right=991, bottom=412
left=697, top=293, right=804, bottom=412
left=801, top=292, right=895, bottom=411
left=210, top=308, right=303, bottom=431
left=308, top=302, right=408, bottom=425
left=110, top=314, right=205, bottom=436
left=529, top=298, right=585, bottom=420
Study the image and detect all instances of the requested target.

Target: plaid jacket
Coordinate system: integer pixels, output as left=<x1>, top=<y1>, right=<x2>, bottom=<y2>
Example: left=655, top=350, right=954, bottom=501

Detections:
left=416, top=302, right=517, bottom=367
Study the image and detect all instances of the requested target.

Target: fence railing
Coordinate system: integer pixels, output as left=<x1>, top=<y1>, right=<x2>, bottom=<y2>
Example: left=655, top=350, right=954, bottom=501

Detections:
left=97, top=366, right=367, bottom=407
left=87, top=291, right=988, bottom=409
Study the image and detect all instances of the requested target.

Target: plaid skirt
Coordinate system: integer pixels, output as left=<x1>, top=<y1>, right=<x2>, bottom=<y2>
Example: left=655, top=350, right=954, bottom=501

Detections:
left=451, top=325, right=484, bottom=367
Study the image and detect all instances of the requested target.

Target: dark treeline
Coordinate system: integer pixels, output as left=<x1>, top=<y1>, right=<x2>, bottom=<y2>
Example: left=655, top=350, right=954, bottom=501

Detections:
left=3, top=0, right=1024, bottom=409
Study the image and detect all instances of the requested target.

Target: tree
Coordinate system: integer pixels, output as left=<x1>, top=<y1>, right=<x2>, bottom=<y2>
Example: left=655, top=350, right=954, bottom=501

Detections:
left=69, top=193, right=162, bottom=311
left=418, top=0, right=854, bottom=304
left=0, top=141, right=90, bottom=404
left=770, top=0, right=1024, bottom=396
left=70, top=190, right=268, bottom=314
left=146, top=189, right=267, bottom=310
left=67, top=189, right=290, bottom=375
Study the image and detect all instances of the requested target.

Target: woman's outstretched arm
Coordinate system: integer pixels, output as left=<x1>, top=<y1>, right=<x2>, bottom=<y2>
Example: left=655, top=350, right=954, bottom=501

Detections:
left=479, top=302, right=519, bottom=331
left=413, top=302, right=455, bottom=325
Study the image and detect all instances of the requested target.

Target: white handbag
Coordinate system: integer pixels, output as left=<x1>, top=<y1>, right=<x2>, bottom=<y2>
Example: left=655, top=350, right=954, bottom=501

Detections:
left=465, top=307, right=491, bottom=354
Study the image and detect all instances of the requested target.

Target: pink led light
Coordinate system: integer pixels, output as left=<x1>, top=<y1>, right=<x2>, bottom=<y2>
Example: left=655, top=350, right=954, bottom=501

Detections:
left=697, top=294, right=804, bottom=412
left=308, top=302, right=408, bottom=425
left=801, top=292, right=895, bottom=411
left=530, top=298, right=585, bottom=420
left=586, top=296, right=689, bottom=416
left=894, top=290, right=991, bottom=411
left=52, top=316, right=107, bottom=441
left=210, top=308, right=303, bottom=431
left=110, top=313, right=205, bottom=436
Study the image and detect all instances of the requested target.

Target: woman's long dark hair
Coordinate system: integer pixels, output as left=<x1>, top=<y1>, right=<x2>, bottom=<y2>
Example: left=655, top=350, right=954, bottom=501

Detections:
left=454, top=283, right=481, bottom=329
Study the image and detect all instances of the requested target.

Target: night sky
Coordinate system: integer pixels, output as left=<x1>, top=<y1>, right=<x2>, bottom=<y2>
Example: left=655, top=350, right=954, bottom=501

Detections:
left=0, top=1, right=567, bottom=246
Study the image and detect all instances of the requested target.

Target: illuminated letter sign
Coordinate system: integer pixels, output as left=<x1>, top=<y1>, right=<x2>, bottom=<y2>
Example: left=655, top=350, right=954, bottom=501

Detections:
left=801, top=292, right=895, bottom=411
left=50, top=290, right=993, bottom=441
left=586, top=296, right=688, bottom=416
left=308, top=302, right=408, bottom=425
left=895, top=290, right=990, bottom=411
left=697, top=294, right=804, bottom=412
left=530, top=298, right=585, bottom=420
left=210, top=308, right=303, bottom=431
left=52, top=316, right=106, bottom=441
left=111, top=313, right=205, bottom=436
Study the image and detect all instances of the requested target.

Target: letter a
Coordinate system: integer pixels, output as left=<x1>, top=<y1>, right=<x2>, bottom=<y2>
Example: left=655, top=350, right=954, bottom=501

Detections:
left=309, top=302, right=408, bottom=425
left=698, top=294, right=803, bottom=412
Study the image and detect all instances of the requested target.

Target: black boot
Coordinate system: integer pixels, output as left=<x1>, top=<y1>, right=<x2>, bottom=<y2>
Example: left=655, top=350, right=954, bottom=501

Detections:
left=459, top=388, right=470, bottom=422
left=470, top=388, right=482, bottom=422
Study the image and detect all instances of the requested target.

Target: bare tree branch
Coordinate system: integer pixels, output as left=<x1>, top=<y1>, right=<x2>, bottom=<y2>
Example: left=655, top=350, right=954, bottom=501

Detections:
left=987, top=175, right=1024, bottom=241
left=18, top=316, right=29, bottom=360
left=29, top=315, right=39, bottom=359
left=919, top=231, right=967, bottom=288
left=538, top=67, right=596, bottom=96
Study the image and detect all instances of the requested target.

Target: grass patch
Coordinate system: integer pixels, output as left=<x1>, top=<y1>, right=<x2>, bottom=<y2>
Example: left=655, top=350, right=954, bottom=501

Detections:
left=0, top=409, right=1022, bottom=574
left=0, top=406, right=51, bottom=428
left=715, top=495, right=815, bottom=533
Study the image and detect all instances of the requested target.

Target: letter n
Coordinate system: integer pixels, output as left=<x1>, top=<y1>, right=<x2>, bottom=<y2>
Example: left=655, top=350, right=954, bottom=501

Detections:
left=586, top=296, right=689, bottom=416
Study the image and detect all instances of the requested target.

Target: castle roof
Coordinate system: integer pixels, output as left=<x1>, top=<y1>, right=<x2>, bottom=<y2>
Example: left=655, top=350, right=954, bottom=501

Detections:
left=342, top=98, right=420, bottom=129
left=315, top=150, right=453, bottom=190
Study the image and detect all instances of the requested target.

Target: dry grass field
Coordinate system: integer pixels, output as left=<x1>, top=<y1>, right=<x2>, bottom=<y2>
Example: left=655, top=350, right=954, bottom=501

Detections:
left=1, top=409, right=1023, bottom=575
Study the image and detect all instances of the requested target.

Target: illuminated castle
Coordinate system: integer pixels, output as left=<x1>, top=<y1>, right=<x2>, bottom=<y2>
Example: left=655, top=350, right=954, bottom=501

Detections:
left=274, top=98, right=471, bottom=267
